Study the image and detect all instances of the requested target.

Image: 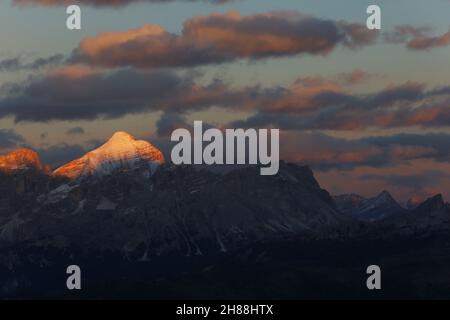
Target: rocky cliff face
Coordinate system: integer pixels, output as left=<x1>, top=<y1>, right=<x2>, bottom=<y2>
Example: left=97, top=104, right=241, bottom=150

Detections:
left=0, top=132, right=347, bottom=256
left=0, top=161, right=346, bottom=257
left=0, top=149, right=50, bottom=209
left=0, top=149, right=43, bottom=172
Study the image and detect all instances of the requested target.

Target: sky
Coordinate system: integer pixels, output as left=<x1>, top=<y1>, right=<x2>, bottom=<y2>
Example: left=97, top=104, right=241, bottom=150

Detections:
left=0, top=0, right=450, bottom=202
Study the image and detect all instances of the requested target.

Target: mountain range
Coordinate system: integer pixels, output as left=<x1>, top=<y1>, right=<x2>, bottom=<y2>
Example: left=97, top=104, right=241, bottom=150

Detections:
left=0, top=132, right=344, bottom=252
left=1, top=131, right=450, bottom=299
left=334, top=191, right=406, bottom=222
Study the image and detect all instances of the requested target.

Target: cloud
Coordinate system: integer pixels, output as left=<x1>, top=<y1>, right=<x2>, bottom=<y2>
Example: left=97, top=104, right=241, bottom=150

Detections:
left=12, top=0, right=233, bottom=7
left=384, top=25, right=431, bottom=43
left=362, top=171, right=449, bottom=188
left=361, top=171, right=450, bottom=195
left=363, top=133, right=450, bottom=163
left=0, top=54, right=64, bottom=72
left=1, top=65, right=450, bottom=129
left=156, top=113, right=191, bottom=137
left=1, top=129, right=89, bottom=167
left=335, top=69, right=375, bottom=86
left=1, top=59, right=449, bottom=130
left=278, top=132, right=450, bottom=171
left=36, top=143, right=87, bottom=168
left=0, top=65, right=351, bottom=122
left=231, top=82, right=450, bottom=130
left=385, top=25, right=450, bottom=50
left=0, top=68, right=204, bottom=121
left=0, top=129, right=26, bottom=153
left=66, top=127, right=85, bottom=135
left=408, top=30, right=450, bottom=50
left=71, top=11, right=377, bottom=69
left=280, top=132, right=384, bottom=171
left=0, top=67, right=246, bottom=122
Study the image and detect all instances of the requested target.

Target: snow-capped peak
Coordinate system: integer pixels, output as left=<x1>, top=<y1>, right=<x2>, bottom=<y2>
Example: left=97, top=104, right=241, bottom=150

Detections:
left=53, top=131, right=165, bottom=179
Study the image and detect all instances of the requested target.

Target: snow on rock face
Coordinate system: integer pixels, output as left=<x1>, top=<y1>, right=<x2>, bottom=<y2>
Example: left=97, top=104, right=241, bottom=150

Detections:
left=53, top=131, right=165, bottom=180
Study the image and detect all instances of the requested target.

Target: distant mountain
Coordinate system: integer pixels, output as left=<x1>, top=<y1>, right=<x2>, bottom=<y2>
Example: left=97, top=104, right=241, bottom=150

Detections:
left=373, top=194, right=450, bottom=236
left=334, top=191, right=405, bottom=221
left=53, top=131, right=164, bottom=180
left=0, top=149, right=44, bottom=172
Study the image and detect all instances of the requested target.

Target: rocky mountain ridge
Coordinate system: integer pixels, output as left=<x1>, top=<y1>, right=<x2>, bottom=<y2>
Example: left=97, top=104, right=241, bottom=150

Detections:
left=0, top=131, right=448, bottom=256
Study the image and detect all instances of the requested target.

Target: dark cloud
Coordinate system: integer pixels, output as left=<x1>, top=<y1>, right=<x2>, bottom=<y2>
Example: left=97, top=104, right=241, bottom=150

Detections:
left=66, top=127, right=85, bottom=136
left=1, top=64, right=449, bottom=130
left=156, top=113, right=191, bottom=137
left=12, top=0, right=233, bottom=7
left=0, top=54, right=64, bottom=72
left=0, top=129, right=26, bottom=153
left=36, top=143, right=87, bottom=168
left=0, top=67, right=243, bottom=122
left=361, top=171, right=450, bottom=194
left=231, top=82, right=450, bottom=131
left=0, top=65, right=291, bottom=122
left=278, top=132, right=450, bottom=172
left=362, top=171, right=449, bottom=188
left=362, top=133, right=450, bottom=163
left=280, top=132, right=385, bottom=171
left=70, top=12, right=377, bottom=69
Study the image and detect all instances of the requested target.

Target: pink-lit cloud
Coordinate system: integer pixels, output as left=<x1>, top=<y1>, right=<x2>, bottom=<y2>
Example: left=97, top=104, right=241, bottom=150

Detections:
left=70, top=12, right=377, bottom=68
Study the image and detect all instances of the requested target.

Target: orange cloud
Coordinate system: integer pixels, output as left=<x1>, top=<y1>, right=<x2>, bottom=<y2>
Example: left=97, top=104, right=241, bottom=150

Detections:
left=408, top=29, right=450, bottom=50
left=71, top=11, right=377, bottom=69
left=48, top=65, right=97, bottom=79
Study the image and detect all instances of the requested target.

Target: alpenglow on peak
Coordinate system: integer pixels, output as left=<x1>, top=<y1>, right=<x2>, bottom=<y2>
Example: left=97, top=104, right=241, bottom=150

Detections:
left=53, top=131, right=165, bottom=179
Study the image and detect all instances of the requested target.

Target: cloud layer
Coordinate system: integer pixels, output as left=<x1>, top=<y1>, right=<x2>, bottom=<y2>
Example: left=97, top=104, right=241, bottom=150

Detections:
left=71, top=12, right=377, bottom=69
left=278, top=131, right=450, bottom=171
left=231, top=82, right=450, bottom=131
left=1, top=65, right=449, bottom=130
left=0, top=129, right=25, bottom=153
left=0, top=66, right=249, bottom=121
